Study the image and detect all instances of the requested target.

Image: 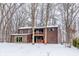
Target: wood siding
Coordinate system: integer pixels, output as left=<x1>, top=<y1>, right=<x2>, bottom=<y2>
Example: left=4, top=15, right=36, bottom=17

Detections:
left=27, top=34, right=32, bottom=43
left=10, top=27, right=58, bottom=44
left=47, top=27, right=58, bottom=43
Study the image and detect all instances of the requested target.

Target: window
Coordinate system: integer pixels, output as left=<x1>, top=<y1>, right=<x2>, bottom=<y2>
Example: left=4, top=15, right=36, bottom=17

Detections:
left=34, top=36, right=44, bottom=43
left=16, top=37, right=22, bottom=42
left=48, top=28, right=54, bottom=32
left=28, top=30, right=31, bottom=33
left=20, top=30, right=23, bottom=34
left=34, top=29, right=43, bottom=34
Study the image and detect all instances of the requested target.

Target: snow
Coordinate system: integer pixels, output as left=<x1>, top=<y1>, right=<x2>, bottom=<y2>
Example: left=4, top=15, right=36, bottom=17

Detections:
left=19, top=27, right=32, bottom=29
left=10, top=33, right=32, bottom=35
left=18, top=25, right=58, bottom=30
left=0, top=43, right=79, bottom=56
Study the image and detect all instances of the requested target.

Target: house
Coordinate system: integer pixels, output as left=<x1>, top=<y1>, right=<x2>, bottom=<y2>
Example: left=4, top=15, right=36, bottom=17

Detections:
left=10, top=25, right=58, bottom=44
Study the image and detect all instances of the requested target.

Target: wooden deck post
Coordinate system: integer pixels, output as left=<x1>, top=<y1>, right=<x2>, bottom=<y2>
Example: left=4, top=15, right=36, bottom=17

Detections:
left=32, top=28, right=35, bottom=44
left=31, top=3, right=36, bottom=44
left=44, top=4, right=49, bottom=44
left=44, top=27, right=48, bottom=44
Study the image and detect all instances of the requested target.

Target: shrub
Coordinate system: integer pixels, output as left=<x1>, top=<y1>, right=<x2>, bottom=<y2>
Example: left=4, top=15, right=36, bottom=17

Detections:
left=73, top=38, right=79, bottom=49
left=76, top=39, right=79, bottom=48
left=73, top=39, right=77, bottom=47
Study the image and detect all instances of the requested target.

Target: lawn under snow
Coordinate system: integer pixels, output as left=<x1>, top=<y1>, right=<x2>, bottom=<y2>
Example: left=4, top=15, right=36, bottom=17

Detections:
left=0, top=43, right=79, bottom=56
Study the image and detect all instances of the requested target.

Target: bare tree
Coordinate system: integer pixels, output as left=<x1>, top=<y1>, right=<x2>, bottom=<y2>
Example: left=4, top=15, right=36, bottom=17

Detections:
left=31, top=3, right=38, bottom=44
left=57, top=3, right=79, bottom=47
left=0, top=3, right=24, bottom=42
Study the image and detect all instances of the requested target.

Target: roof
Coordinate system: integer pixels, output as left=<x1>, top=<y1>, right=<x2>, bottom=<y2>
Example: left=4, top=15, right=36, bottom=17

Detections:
left=10, top=33, right=32, bottom=36
left=18, top=25, right=58, bottom=30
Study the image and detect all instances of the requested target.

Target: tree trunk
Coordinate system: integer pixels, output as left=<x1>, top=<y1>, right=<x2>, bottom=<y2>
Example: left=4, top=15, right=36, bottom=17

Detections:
left=44, top=4, right=49, bottom=44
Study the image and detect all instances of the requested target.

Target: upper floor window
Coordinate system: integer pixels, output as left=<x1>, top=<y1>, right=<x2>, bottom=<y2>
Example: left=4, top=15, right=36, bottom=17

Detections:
left=19, top=30, right=23, bottom=34
left=28, top=30, right=32, bottom=33
left=48, top=28, right=54, bottom=32
left=34, top=29, right=43, bottom=34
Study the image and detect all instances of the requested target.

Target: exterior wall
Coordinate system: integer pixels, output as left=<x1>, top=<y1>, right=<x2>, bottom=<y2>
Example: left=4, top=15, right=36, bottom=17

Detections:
left=10, top=35, right=14, bottom=42
left=10, top=34, right=32, bottom=43
left=47, top=27, right=58, bottom=43
left=27, top=34, right=32, bottom=43
left=10, top=27, right=58, bottom=44
left=10, top=35, right=27, bottom=43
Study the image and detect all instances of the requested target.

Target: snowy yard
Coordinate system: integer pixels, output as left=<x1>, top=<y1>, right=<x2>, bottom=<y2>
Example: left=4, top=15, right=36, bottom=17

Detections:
left=0, top=43, right=79, bottom=56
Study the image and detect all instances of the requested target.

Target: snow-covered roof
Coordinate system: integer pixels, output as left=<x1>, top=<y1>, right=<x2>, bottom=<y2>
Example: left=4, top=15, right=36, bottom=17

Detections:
left=10, top=33, right=32, bottom=36
left=47, top=25, right=58, bottom=28
left=19, top=27, right=32, bottom=29
left=18, top=25, right=58, bottom=30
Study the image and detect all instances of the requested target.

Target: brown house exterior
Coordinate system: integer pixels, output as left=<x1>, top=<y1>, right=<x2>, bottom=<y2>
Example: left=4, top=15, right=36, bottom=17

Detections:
left=10, top=26, right=58, bottom=44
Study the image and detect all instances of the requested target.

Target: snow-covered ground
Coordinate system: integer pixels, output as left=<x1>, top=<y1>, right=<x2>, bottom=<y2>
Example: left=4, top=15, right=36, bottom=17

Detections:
left=0, top=43, right=79, bottom=56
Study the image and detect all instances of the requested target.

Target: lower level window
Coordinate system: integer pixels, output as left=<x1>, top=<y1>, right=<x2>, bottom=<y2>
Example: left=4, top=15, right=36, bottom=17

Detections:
left=16, top=37, right=22, bottom=42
